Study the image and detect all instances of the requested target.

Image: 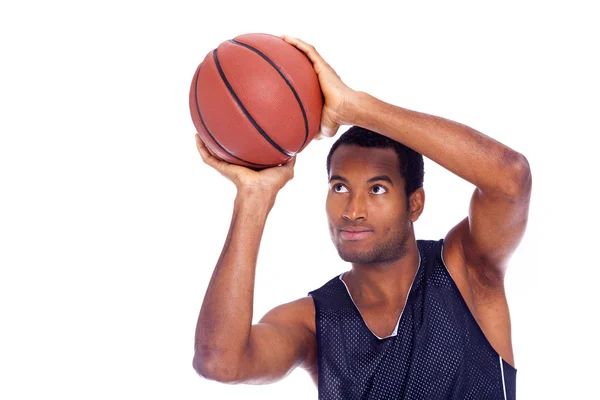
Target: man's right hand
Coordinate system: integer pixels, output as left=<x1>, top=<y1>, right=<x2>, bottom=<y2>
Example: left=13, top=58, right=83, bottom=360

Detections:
left=195, top=133, right=296, bottom=196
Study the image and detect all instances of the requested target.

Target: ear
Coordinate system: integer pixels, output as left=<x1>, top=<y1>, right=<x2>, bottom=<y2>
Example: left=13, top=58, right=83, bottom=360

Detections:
left=409, top=188, right=425, bottom=222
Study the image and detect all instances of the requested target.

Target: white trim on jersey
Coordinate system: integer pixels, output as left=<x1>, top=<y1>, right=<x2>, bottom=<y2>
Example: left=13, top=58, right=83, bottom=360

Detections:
left=338, top=252, right=422, bottom=340
left=500, top=355, right=508, bottom=400
left=442, top=243, right=510, bottom=400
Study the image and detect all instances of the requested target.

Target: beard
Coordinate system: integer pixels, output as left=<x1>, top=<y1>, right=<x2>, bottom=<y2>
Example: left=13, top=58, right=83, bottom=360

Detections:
left=332, top=223, right=411, bottom=265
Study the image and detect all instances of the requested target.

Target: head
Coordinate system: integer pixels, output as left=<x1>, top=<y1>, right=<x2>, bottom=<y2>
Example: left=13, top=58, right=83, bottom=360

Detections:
left=326, top=126, right=425, bottom=265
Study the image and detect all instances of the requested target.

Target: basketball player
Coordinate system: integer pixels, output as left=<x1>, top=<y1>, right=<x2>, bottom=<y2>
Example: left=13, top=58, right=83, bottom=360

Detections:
left=192, top=36, right=531, bottom=399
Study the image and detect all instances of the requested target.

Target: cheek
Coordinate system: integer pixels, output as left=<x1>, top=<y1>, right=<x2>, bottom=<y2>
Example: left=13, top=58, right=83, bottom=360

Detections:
left=326, top=193, right=342, bottom=220
left=325, top=201, right=339, bottom=242
left=373, top=194, right=407, bottom=219
left=374, top=207, right=407, bottom=232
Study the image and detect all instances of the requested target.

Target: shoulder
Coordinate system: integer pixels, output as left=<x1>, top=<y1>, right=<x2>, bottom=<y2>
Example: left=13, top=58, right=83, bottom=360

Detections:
left=416, top=239, right=443, bottom=260
left=261, top=296, right=316, bottom=332
left=308, top=274, right=343, bottom=300
left=267, top=296, right=318, bottom=375
left=442, top=220, right=506, bottom=289
left=259, top=296, right=317, bottom=363
left=441, top=224, right=482, bottom=304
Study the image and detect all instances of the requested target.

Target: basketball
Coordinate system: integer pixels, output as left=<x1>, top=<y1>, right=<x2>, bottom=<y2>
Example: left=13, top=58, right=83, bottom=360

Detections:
left=189, top=33, right=323, bottom=168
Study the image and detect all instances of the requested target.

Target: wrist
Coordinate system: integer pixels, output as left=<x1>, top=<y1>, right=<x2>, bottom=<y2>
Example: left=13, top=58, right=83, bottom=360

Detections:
left=343, top=90, right=369, bottom=126
left=235, top=187, right=278, bottom=212
left=350, top=91, right=395, bottom=131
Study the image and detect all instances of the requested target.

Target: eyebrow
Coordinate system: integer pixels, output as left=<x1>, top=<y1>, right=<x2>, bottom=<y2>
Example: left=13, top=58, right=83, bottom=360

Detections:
left=367, top=175, right=394, bottom=185
left=328, top=174, right=394, bottom=185
left=329, top=175, right=348, bottom=183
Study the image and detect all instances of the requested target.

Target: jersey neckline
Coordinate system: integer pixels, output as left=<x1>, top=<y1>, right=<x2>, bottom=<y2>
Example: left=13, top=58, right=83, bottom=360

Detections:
left=337, top=251, right=423, bottom=340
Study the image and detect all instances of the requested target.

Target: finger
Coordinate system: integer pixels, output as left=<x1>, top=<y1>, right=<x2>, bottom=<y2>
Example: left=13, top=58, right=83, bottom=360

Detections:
left=281, top=35, right=324, bottom=66
left=278, top=155, right=296, bottom=168
left=195, top=134, right=228, bottom=171
left=316, top=110, right=339, bottom=139
left=278, top=156, right=297, bottom=179
left=285, top=155, right=297, bottom=167
left=315, top=127, right=336, bottom=140
left=194, top=133, right=211, bottom=160
left=199, top=137, right=217, bottom=158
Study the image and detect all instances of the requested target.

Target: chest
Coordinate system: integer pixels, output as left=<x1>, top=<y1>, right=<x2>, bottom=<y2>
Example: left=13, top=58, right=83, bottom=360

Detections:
left=357, top=305, right=405, bottom=339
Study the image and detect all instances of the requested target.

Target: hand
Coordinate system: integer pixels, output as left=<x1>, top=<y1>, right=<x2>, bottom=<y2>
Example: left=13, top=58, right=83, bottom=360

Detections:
left=195, top=134, right=296, bottom=196
left=282, top=35, right=357, bottom=139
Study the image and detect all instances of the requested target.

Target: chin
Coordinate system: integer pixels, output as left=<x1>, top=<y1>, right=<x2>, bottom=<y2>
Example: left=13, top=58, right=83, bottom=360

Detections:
left=336, top=245, right=379, bottom=264
left=335, top=239, right=408, bottom=265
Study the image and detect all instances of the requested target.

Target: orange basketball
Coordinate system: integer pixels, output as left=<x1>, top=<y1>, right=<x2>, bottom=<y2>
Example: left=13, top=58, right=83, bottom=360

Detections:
left=189, top=33, right=323, bottom=168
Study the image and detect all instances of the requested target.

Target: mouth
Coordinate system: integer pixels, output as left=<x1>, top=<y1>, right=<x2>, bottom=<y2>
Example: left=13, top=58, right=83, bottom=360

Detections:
left=339, top=229, right=373, bottom=241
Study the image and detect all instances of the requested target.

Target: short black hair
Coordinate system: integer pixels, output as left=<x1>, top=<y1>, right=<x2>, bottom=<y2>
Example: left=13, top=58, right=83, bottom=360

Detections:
left=326, top=126, right=424, bottom=196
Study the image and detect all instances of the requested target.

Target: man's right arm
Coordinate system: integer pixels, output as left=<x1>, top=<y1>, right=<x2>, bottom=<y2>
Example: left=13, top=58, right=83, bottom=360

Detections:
left=193, top=191, right=316, bottom=383
left=192, top=135, right=315, bottom=384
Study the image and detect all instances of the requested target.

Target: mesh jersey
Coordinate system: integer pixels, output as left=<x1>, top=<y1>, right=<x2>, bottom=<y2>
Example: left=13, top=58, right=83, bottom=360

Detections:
left=308, top=239, right=516, bottom=400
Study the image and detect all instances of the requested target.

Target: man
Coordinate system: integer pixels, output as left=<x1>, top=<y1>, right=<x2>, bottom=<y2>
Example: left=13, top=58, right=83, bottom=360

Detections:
left=192, top=35, right=531, bottom=399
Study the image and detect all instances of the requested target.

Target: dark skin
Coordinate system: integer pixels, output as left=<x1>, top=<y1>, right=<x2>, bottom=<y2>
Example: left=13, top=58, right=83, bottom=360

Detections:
left=193, top=36, right=532, bottom=386
left=327, top=145, right=424, bottom=341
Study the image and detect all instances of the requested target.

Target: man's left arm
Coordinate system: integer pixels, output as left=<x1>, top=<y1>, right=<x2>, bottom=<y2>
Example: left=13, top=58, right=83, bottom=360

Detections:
left=352, top=92, right=532, bottom=282
left=282, top=35, right=532, bottom=281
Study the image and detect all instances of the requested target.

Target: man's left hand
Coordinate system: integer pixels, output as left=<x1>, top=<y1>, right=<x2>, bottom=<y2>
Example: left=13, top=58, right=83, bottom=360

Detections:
left=282, top=35, right=358, bottom=140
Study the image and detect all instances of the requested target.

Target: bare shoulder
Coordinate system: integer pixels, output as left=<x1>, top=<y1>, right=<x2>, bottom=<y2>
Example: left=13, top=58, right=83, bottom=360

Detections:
left=443, top=220, right=516, bottom=367
left=260, top=296, right=316, bottom=335
left=258, top=296, right=318, bottom=379
left=441, top=220, right=471, bottom=288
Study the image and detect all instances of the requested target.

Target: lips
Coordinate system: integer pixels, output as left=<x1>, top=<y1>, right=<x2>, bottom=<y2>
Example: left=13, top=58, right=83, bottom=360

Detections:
left=339, top=227, right=373, bottom=241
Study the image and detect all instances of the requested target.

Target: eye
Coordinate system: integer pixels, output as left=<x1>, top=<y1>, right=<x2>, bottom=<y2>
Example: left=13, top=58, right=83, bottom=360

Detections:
left=333, top=183, right=348, bottom=193
left=370, top=185, right=387, bottom=195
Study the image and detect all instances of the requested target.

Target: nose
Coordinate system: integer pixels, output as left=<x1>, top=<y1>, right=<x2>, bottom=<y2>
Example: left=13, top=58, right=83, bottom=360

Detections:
left=343, top=192, right=367, bottom=221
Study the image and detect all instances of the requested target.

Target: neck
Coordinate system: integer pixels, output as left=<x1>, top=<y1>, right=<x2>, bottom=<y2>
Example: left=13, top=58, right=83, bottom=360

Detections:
left=343, top=239, right=420, bottom=307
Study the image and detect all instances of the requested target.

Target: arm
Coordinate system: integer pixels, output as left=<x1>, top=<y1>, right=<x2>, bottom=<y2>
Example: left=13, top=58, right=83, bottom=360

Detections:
left=193, top=135, right=315, bottom=383
left=282, top=36, right=532, bottom=281
left=352, top=93, right=532, bottom=281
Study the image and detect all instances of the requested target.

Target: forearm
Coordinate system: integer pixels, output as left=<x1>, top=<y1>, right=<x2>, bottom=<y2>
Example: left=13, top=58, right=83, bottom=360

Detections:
left=194, top=189, right=276, bottom=370
left=352, top=91, right=530, bottom=195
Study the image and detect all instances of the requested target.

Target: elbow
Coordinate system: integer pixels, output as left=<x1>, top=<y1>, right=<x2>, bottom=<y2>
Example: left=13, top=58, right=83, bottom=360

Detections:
left=503, top=152, right=532, bottom=199
left=192, top=352, right=242, bottom=383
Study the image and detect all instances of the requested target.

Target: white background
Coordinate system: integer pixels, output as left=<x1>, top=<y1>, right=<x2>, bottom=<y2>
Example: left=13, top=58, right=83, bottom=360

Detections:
left=1, top=1, right=598, bottom=399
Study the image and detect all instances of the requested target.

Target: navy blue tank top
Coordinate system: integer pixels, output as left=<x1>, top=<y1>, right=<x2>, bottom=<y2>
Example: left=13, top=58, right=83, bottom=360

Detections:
left=308, top=239, right=516, bottom=399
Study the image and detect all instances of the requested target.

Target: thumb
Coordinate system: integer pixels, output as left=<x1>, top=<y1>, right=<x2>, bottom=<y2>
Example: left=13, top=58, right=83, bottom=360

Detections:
left=318, top=112, right=340, bottom=139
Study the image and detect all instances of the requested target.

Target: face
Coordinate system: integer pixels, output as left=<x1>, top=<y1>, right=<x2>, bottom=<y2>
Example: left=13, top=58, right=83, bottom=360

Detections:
left=326, top=145, right=423, bottom=265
